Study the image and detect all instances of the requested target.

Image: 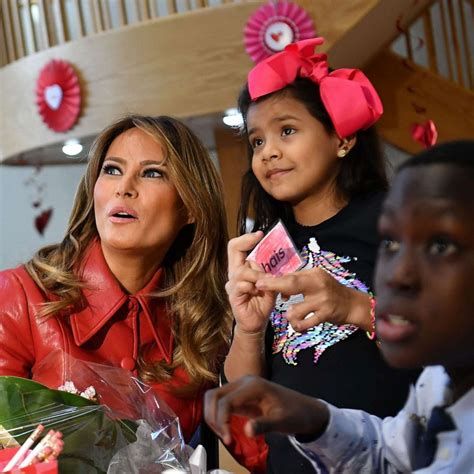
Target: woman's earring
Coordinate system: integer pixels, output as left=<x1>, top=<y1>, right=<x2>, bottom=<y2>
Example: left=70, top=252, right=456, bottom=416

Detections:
left=337, top=148, right=348, bottom=158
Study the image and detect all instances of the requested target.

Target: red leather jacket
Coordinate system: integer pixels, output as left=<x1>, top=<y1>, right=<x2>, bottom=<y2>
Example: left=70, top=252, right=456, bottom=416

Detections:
left=0, top=241, right=203, bottom=441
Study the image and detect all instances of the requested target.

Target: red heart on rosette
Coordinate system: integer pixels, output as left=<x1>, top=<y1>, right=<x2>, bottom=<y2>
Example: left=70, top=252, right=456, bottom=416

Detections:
left=35, top=208, right=53, bottom=236
left=271, top=32, right=282, bottom=42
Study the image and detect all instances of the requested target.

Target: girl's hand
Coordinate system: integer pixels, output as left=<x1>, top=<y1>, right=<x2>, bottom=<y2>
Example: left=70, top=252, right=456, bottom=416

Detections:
left=255, top=267, right=372, bottom=332
left=204, top=375, right=329, bottom=445
left=226, top=233, right=277, bottom=334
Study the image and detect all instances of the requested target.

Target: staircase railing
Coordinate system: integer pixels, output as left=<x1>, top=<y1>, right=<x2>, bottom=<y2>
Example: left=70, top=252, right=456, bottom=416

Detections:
left=0, top=0, right=247, bottom=66
left=391, top=0, right=473, bottom=90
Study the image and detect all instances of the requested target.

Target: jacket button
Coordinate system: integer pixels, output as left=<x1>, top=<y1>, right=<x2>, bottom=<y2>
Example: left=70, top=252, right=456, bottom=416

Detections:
left=120, top=357, right=136, bottom=371
left=128, top=298, right=138, bottom=311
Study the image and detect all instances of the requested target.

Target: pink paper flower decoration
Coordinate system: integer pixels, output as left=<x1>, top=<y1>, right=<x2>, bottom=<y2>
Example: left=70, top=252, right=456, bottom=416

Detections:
left=36, top=59, right=81, bottom=132
left=244, top=1, right=316, bottom=63
left=411, top=119, right=438, bottom=148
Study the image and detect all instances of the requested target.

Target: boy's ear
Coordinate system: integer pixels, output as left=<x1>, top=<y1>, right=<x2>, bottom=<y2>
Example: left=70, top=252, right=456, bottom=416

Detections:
left=336, top=135, right=357, bottom=158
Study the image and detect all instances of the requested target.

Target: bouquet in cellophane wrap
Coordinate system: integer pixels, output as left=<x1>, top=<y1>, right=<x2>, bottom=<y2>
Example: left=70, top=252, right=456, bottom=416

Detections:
left=0, top=350, right=192, bottom=473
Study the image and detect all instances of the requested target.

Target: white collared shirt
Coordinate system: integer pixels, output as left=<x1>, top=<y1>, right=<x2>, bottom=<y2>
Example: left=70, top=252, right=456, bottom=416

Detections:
left=290, top=366, right=474, bottom=473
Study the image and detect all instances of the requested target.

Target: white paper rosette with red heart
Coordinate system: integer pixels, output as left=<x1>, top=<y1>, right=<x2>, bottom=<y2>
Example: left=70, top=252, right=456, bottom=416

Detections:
left=36, top=59, right=81, bottom=132
left=244, top=1, right=316, bottom=64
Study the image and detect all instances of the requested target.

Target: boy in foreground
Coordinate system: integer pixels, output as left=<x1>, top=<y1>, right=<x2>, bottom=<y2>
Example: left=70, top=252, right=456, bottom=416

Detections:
left=205, top=141, right=474, bottom=473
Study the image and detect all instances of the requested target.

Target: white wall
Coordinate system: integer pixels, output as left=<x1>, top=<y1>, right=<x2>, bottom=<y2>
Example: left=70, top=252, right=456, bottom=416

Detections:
left=384, top=142, right=410, bottom=177
left=0, top=164, right=86, bottom=270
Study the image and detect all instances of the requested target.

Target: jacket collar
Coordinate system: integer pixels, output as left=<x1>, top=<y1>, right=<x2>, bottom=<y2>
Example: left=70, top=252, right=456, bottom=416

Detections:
left=69, top=240, right=174, bottom=363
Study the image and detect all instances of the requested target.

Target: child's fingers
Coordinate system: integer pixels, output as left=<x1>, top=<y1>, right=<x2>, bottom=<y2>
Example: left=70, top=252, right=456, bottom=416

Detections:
left=204, top=387, right=224, bottom=439
left=204, top=385, right=235, bottom=445
left=288, top=311, right=320, bottom=332
left=227, top=232, right=264, bottom=277
left=226, top=266, right=268, bottom=292
left=210, top=376, right=270, bottom=440
left=249, top=414, right=285, bottom=437
left=248, top=259, right=264, bottom=273
left=255, top=273, right=302, bottom=295
left=205, top=378, right=265, bottom=444
left=287, top=299, right=320, bottom=322
left=255, top=267, right=334, bottom=297
left=230, top=281, right=261, bottom=298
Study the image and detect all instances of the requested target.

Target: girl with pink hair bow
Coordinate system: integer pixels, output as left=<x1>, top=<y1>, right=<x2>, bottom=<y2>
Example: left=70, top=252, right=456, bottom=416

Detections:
left=223, top=38, right=419, bottom=473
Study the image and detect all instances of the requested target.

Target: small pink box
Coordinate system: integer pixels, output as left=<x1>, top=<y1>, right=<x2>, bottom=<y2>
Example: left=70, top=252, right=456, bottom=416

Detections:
left=246, top=220, right=304, bottom=275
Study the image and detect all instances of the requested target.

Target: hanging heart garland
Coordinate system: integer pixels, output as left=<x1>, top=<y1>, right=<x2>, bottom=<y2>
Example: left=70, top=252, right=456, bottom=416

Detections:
left=35, top=208, right=53, bottom=236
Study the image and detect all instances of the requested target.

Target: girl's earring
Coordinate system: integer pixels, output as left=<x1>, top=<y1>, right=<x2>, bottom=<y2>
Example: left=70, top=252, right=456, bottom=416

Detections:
left=337, top=148, right=348, bottom=158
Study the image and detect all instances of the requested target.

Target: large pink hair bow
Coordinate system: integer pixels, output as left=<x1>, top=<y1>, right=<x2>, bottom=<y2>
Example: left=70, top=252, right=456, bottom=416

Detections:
left=247, top=37, right=383, bottom=138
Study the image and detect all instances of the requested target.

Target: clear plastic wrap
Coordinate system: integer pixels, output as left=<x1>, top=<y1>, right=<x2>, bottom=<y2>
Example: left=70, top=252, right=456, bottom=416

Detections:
left=0, top=351, right=191, bottom=473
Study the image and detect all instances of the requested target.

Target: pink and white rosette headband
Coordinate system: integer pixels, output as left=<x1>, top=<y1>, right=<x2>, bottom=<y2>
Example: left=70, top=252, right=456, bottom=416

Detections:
left=248, top=37, right=383, bottom=138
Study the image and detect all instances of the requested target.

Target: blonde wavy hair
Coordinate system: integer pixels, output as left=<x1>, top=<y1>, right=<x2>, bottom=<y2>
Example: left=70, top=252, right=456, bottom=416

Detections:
left=25, top=115, right=231, bottom=392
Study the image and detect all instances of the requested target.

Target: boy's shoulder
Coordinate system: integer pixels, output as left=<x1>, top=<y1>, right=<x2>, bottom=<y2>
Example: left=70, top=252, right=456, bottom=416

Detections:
left=412, top=366, right=451, bottom=417
left=415, top=366, right=449, bottom=390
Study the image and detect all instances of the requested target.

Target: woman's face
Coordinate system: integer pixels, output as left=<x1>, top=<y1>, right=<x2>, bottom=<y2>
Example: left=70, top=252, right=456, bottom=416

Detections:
left=94, top=128, right=190, bottom=263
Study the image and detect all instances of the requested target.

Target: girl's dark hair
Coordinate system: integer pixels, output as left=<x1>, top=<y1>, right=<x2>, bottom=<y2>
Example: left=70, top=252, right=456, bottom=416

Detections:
left=237, top=77, right=388, bottom=235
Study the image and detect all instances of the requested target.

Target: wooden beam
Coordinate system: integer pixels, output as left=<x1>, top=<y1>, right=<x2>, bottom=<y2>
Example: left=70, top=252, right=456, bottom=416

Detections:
left=0, top=3, right=11, bottom=66
left=138, top=0, right=150, bottom=21
left=116, top=0, right=127, bottom=26
left=24, top=0, right=38, bottom=52
left=3, top=0, right=17, bottom=61
left=9, top=0, right=25, bottom=57
left=458, top=0, right=473, bottom=88
left=72, top=0, right=85, bottom=38
left=439, top=0, right=454, bottom=81
left=52, top=0, right=67, bottom=43
left=38, top=0, right=52, bottom=48
left=447, top=0, right=464, bottom=86
left=100, top=0, right=112, bottom=30
left=148, top=0, right=158, bottom=19
left=422, top=10, right=437, bottom=73
left=90, top=0, right=103, bottom=33
left=214, top=127, right=248, bottom=238
left=166, top=0, right=176, bottom=15
left=366, top=50, right=474, bottom=154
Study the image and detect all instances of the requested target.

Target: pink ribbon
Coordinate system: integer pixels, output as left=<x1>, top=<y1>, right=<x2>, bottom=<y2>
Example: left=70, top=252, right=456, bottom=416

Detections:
left=248, top=38, right=383, bottom=138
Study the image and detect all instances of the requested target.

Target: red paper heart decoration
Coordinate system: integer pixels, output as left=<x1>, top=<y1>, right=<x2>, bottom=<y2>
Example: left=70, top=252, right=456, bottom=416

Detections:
left=36, top=59, right=81, bottom=132
left=35, top=208, right=53, bottom=236
left=411, top=120, right=438, bottom=148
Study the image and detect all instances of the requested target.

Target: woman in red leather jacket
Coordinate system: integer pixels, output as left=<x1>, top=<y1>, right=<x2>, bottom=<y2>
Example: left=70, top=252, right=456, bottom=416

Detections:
left=0, top=114, right=231, bottom=442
